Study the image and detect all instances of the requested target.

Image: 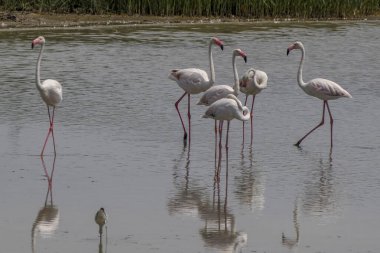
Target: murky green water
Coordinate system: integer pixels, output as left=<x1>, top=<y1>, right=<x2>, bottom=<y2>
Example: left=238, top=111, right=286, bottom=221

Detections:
left=0, top=21, right=379, bottom=253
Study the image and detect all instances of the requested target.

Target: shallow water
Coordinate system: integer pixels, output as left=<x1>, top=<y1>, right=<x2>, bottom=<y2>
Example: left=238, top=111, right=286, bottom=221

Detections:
left=0, top=21, right=380, bottom=253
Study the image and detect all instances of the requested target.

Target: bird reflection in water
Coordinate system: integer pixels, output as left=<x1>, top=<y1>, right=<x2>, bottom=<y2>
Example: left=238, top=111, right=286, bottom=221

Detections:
left=234, top=146, right=265, bottom=212
left=167, top=146, right=204, bottom=217
left=31, top=155, right=59, bottom=253
left=95, top=207, right=108, bottom=253
left=282, top=199, right=300, bottom=250
left=199, top=148, right=247, bottom=253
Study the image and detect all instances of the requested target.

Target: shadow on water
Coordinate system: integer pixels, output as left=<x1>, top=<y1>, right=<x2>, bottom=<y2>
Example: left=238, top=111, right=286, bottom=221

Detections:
left=31, top=155, right=59, bottom=253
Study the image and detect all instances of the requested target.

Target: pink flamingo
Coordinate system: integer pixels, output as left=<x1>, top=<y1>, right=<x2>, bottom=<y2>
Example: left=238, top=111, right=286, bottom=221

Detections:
left=287, top=41, right=352, bottom=147
left=239, top=68, right=268, bottom=145
left=168, top=37, right=224, bottom=142
left=198, top=48, right=247, bottom=149
left=32, top=36, right=63, bottom=156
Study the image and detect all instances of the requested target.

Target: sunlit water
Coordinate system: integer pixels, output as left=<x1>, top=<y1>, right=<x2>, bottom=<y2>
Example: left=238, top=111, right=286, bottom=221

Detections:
left=0, top=21, right=379, bottom=253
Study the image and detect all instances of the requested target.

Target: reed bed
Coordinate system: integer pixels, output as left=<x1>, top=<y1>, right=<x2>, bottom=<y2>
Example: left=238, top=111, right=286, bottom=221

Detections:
left=1, top=0, right=379, bottom=18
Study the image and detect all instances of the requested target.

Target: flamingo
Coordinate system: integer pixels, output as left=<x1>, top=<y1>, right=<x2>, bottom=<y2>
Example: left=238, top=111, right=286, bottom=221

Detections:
left=203, top=94, right=250, bottom=176
left=203, top=94, right=250, bottom=147
left=239, top=68, right=268, bottom=145
left=287, top=41, right=352, bottom=147
left=168, top=37, right=224, bottom=143
left=32, top=36, right=63, bottom=156
left=198, top=48, right=247, bottom=147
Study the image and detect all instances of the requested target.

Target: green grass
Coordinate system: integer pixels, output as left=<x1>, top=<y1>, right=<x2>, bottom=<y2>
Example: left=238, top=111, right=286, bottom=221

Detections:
left=0, top=0, right=379, bottom=18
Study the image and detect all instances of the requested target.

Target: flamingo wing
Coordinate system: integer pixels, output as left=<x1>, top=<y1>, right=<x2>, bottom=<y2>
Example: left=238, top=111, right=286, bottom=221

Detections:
left=308, top=78, right=352, bottom=100
left=169, top=68, right=209, bottom=94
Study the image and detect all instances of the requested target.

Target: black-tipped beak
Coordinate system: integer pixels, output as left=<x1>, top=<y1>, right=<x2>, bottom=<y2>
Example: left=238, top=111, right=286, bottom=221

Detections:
left=220, top=44, right=224, bottom=51
left=286, top=48, right=290, bottom=55
left=31, top=43, right=34, bottom=49
left=243, top=56, right=247, bottom=63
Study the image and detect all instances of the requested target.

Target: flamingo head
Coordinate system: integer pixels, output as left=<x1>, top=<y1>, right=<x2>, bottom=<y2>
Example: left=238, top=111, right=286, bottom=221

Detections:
left=287, top=41, right=304, bottom=55
left=31, top=36, right=45, bottom=49
left=212, top=37, right=224, bottom=50
left=233, top=49, right=247, bottom=63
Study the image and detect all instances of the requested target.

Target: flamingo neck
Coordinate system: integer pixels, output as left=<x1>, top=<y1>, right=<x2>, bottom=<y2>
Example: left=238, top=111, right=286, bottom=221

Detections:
left=297, top=45, right=307, bottom=88
left=232, top=54, right=239, bottom=96
left=36, top=44, right=44, bottom=92
left=208, top=40, right=215, bottom=86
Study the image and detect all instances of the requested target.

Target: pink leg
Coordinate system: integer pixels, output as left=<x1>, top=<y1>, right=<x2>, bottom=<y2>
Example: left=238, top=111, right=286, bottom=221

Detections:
left=187, top=93, right=191, bottom=144
left=226, top=121, right=230, bottom=149
left=214, top=120, right=218, bottom=170
left=216, top=121, right=224, bottom=180
left=174, top=92, right=188, bottom=140
left=41, top=106, right=53, bottom=156
left=325, top=101, right=334, bottom=148
left=295, top=101, right=326, bottom=146
left=242, top=95, right=248, bottom=144
left=250, top=95, right=256, bottom=146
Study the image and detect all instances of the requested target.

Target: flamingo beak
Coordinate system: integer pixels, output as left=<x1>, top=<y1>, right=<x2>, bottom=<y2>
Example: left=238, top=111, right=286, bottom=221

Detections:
left=287, top=48, right=290, bottom=55
left=220, top=44, right=224, bottom=50
left=31, top=42, right=34, bottom=49
left=243, top=56, right=247, bottom=63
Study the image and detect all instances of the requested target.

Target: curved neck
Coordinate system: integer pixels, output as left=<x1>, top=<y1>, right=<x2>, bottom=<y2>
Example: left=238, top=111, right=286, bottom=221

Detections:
left=208, top=40, right=215, bottom=85
left=297, top=46, right=306, bottom=88
left=232, top=54, right=239, bottom=96
left=35, top=44, right=44, bottom=92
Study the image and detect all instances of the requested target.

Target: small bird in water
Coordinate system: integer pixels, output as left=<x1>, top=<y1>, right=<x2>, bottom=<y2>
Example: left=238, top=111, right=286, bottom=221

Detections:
left=95, top=207, right=107, bottom=236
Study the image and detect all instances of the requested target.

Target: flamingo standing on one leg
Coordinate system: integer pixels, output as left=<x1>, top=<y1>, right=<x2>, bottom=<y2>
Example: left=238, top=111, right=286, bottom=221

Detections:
left=32, top=36, right=63, bottom=156
left=240, top=68, right=268, bottom=146
left=202, top=94, right=250, bottom=177
left=168, top=37, right=224, bottom=143
left=287, top=41, right=352, bottom=147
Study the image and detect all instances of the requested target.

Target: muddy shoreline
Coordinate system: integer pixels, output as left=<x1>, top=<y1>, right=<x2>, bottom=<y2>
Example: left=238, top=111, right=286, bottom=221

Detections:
left=1, top=11, right=379, bottom=29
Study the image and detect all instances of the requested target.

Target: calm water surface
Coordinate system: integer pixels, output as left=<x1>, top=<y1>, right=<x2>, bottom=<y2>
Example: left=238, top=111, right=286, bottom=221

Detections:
left=0, top=21, right=379, bottom=253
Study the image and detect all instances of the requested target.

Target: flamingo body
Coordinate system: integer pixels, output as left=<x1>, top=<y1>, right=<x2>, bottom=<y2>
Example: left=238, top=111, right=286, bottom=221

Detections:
left=239, top=68, right=268, bottom=145
left=39, top=79, right=63, bottom=106
left=301, top=77, right=352, bottom=101
left=168, top=68, right=210, bottom=94
left=169, top=37, right=224, bottom=141
left=239, top=68, right=268, bottom=96
left=287, top=41, right=352, bottom=147
left=197, top=49, right=247, bottom=106
left=197, top=84, right=234, bottom=106
left=32, top=36, right=62, bottom=156
left=202, top=94, right=250, bottom=122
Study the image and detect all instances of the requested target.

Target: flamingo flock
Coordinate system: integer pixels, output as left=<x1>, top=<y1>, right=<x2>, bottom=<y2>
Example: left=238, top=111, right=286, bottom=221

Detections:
left=31, top=36, right=351, bottom=162
left=169, top=38, right=352, bottom=153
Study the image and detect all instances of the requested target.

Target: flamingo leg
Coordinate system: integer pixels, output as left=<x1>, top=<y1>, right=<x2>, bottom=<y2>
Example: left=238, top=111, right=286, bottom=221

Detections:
left=187, top=93, right=191, bottom=144
left=51, top=107, right=57, bottom=155
left=325, top=101, right=334, bottom=148
left=175, top=92, right=188, bottom=140
left=216, top=120, right=224, bottom=181
left=250, top=95, right=256, bottom=146
left=226, top=121, right=230, bottom=149
left=242, top=94, right=248, bottom=144
left=214, top=120, right=218, bottom=171
left=295, top=101, right=326, bottom=146
left=41, top=106, right=53, bottom=156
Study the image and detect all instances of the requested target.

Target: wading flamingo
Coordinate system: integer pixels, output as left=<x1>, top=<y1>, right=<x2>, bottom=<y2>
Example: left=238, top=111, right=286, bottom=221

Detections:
left=203, top=94, right=250, bottom=176
left=32, top=36, right=63, bottom=156
left=168, top=37, right=224, bottom=143
left=287, top=41, right=352, bottom=147
left=198, top=49, right=247, bottom=149
left=239, top=68, right=268, bottom=145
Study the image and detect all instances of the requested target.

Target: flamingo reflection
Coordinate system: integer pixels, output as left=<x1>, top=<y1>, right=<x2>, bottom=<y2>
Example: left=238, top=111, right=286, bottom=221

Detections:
left=282, top=199, right=300, bottom=250
left=199, top=148, right=247, bottom=253
left=234, top=147, right=265, bottom=212
left=31, top=155, right=59, bottom=253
